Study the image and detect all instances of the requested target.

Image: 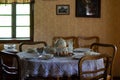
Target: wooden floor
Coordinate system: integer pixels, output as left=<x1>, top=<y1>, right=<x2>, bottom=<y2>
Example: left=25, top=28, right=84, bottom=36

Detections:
left=113, top=79, right=120, bottom=80
left=113, top=77, right=120, bottom=80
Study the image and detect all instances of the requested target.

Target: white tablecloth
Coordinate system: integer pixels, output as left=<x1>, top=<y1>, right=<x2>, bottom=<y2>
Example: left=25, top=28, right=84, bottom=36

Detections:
left=17, top=52, right=104, bottom=80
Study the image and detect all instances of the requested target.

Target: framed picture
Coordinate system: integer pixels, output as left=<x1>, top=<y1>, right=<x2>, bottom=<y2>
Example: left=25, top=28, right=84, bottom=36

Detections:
left=76, top=0, right=101, bottom=18
left=43, top=0, right=56, bottom=1
left=56, top=5, right=70, bottom=15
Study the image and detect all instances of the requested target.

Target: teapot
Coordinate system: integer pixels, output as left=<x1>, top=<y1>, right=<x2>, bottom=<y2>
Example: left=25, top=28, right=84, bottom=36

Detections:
left=54, top=38, right=67, bottom=48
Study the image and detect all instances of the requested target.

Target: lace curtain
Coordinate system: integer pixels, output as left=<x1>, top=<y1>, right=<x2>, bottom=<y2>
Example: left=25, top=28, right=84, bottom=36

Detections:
left=0, top=0, right=34, bottom=3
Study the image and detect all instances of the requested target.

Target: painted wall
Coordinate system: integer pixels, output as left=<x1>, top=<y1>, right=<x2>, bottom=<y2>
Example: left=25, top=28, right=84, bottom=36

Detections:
left=34, top=0, right=120, bottom=76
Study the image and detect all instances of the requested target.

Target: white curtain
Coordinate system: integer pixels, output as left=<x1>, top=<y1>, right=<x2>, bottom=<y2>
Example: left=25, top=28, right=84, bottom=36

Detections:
left=0, top=0, right=34, bottom=3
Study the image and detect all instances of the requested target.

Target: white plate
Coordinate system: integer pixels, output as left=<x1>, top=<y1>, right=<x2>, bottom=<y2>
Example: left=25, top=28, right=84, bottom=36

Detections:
left=85, top=51, right=100, bottom=55
left=38, top=54, right=54, bottom=60
left=73, top=52, right=85, bottom=56
left=72, top=54, right=84, bottom=60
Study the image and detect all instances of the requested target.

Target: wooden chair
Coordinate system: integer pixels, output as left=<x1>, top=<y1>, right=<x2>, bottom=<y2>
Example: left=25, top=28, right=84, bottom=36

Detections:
left=19, top=41, right=49, bottom=80
left=90, top=43, right=117, bottom=80
left=0, top=51, right=21, bottom=80
left=77, top=36, right=99, bottom=49
left=52, top=36, right=78, bottom=48
left=78, top=54, right=110, bottom=80
left=19, top=41, right=48, bottom=52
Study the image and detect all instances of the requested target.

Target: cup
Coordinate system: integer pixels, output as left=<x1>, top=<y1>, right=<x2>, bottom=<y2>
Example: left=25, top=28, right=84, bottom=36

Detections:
left=4, top=44, right=16, bottom=50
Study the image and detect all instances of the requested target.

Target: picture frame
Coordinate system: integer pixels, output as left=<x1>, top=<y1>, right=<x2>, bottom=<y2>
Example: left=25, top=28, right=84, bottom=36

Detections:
left=56, top=5, right=70, bottom=15
left=43, top=0, right=56, bottom=1
left=76, top=0, right=101, bottom=18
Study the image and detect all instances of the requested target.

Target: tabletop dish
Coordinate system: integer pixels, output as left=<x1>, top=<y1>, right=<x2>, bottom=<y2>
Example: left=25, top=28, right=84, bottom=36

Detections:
left=73, top=52, right=85, bottom=56
left=38, top=54, right=54, bottom=60
left=85, top=51, right=100, bottom=55
left=24, top=54, right=54, bottom=60
left=72, top=54, right=84, bottom=60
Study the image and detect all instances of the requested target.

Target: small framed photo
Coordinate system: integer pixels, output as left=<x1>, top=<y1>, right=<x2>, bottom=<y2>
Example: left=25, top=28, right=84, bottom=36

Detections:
left=56, top=5, right=70, bottom=15
left=76, top=0, right=101, bottom=18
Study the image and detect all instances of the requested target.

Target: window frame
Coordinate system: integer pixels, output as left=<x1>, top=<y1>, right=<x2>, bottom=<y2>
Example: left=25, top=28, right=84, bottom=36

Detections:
left=0, top=3, right=34, bottom=43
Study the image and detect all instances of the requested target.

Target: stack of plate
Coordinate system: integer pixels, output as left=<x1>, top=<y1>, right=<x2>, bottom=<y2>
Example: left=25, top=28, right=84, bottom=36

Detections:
left=72, top=48, right=91, bottom=59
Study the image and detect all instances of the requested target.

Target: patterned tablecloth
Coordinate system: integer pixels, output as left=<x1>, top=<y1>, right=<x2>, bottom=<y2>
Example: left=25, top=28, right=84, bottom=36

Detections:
left=17, top=52, right=104, bottom=80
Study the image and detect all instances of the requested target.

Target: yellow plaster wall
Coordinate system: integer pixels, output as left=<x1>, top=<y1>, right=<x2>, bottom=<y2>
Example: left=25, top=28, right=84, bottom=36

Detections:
left=34, top=0, right=117, bottom=44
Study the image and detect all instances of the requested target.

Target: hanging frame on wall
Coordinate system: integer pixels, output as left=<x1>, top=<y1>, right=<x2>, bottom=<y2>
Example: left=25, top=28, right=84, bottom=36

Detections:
left=56, top=5, right=70, bottom=15
left=76, top=0, right=101, bottom=18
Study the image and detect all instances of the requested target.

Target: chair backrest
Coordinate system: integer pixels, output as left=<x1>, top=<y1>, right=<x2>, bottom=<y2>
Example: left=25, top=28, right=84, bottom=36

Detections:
left=78, top=54, right=110, bottom=80
left=19, top=41, right=48, bottom=52
left=77, top=36, right=99, bottom=49
left=0, top=51, right=21, bottom=80
left=90, top=43, right=117, bottom=79
left=52, top=36, right=78, bottom=48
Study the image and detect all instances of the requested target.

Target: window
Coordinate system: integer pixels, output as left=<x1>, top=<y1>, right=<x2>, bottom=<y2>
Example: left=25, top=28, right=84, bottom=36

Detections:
left=0, top=3, right=34, bottom=43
